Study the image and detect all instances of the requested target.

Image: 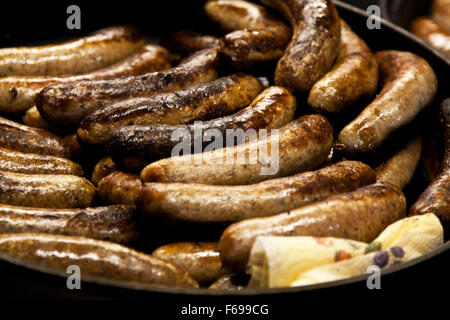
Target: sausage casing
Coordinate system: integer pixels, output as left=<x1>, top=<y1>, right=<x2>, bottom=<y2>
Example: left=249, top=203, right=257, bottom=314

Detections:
left=410, top=17, right=450, bottom=57
left=98, top=172, right=142, bottom=206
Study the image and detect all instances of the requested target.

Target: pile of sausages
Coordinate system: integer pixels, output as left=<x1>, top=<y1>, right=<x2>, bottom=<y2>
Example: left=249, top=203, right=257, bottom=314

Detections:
left=0, top=0, right=447, bottom=290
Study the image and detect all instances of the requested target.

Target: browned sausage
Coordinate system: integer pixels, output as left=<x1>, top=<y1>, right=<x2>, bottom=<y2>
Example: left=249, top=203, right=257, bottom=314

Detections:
left=0, top=116, right=70, bottom=157
left=36, top=49, right=220, bottom=127
left=22, top=106, right=57, bottom=132
left=98, top=172, right=142, bottom=206
left=432, top=0, right=450, bottom=32
left=0, top=204, right=138, bottom=244
left=91, top=156, right=119, bottom=186
left=107, top=86, right=296, bottom=169
left=0, top=147, right=83, bottom=176
left=0, top=233, right=198, bottom=288
left=162, top=30, right=220, bottom=56
left=152, top=242, right=227, bottom=286
left=77, top=73, right=263, bottom=146
left=0, top=26, right=145, bottom=77
left=259, top=0, right=341, bottom=93
left=219, top=182, right=406, bottom=271
left=62, top=133, right=84, bottom=161
left=208, top=273, right=248, bottom=290
left=0, top=44, right=172, bottom=114
left=308, top=19, right=379, bottom=113
left=410, top=17, right=450, bottom=57
left=0, top=170, right=96, bottom=209
left=410, top=98, right=450, bottom=230
left=140, top=114, right=333, bottom=185
left=139, top=161, right=376, bottom=224
left=337, top=50, right=438, bottom=155
left=205, top=0, right=291, bottom=69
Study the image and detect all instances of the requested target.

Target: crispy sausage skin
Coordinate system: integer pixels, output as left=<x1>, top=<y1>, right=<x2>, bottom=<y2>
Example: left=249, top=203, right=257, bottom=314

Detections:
left=139, top=161, right=376, bottom=223
left=410, top=99, right=450, bottom=230
left=432, top=0, right=450, bottom=32
left=152, top=242, right=227, bottom=286
left=0, top=147, right=83, bottom=176
left=107, top=86, right=296, bottom=169
left=205, top=0, right=291, bottom=69
left=0, top=44, right=172, bottom=114
left=0, top=233, right=198, bottom=288
left=162, top=30, right=220, bottom=56
left=22, top=106, right=57, bottom=132
left=375, top=136, right=422, bottom=190
left=36, top=49, right=220, bottom=127
left=98, top=172, right=142, bottom=206
left=308, top=20, right=379, bottom=113
left=0, top=204, right=138, bottom=244
left=337, top=50, right=438, bottom=155
left=91, top=156, right=119, bottom=186
left=260, top=0, right=341, bottom=93
left=0, top=26, right=145, bottom=77
left=140, top=114, right=334, bottom=185
left=219, top=182, right=406, bottom=271
left=410, top=17, right=450, bottom=58
left=77, top=73, right=263, bottom=146
left=0, top=171, right=96, bottom=209
left=0, top=116, right=70, bottom=157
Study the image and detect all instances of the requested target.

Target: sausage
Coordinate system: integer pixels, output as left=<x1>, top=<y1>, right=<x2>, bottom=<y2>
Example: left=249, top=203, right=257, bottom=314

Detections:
left=0, top=233, right=198, bottom=288
left=0, top=147, right=83, bottom=176
left=0, top=44, right=172, bottom=114
left=410, top=17, right=450, bottom=57
left=140, top=114, right=334, bottom=185
left=374, top=136, right=422, bottom=190
left=36, top=49, right=220, bottom=127
left=337, top=50, right=438, bottom=155
left=139, top=161, right=376, bottom=223
left=162, top=30, right=220, bottom=56
left=152, top=242, right=227, bottom=286
left=62, top=133, right=84, bottom=161
left=0, top=170, right=96, bottom=209
left=22, top=106, right=57, bottom=132
left=208, top=273, right=248, bottom=290
left=77, top=73, right=263, bottom=146
left=259, top=0, right=341, bottom=93
left=91, top=156, right=119, bottom=186
left=0, top=25, right=145, bottom=77
left=308, top=20, right=379, bottom=113
left=410, top=98, right=450, bottom=230
left=0, top=116, right=70, bottom=157
left=107, top=86, right=296, bottom=169
left=205, top=0, right=291, bottom=69
left=98, top=172, right=142, bottom=205
left=432, top=0, right=450, bottom=33
left=0, top=204, right=138, bottom=244
left=219, top=181, right=406, bottom=271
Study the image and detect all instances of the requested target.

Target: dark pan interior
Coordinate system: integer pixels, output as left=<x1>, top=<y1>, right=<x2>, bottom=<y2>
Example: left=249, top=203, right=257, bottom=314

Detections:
left=0, top=1, right=448, bottom=299
left=379, top=0, right=431, bottom=29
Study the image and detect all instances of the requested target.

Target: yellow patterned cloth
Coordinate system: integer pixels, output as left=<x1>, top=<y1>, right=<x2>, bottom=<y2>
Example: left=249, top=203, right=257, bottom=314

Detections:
left=247, top=213, right=444, bottom=288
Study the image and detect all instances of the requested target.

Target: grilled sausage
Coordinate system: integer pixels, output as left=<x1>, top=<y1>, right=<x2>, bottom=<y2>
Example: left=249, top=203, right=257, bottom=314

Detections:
left=98, top=172, right=142, bottom=206
left=91, top=156, right=119, bottom=186
left=22, top=106, right=57, bottom=132
left=0, top=204, right=138, bottom=244
left=140, top=114, right=333, bottom=185
left=410, top=99, right=450, bottom=230
left=107, top=86, right=296, bottom=169
left=0, top=26, right=145, bottom=77
left=36, top=49, right=220, bottom=127
left=308, top=20, right=378, bottom=113
left=0, top=116, right=70, bottom=157
left=410, top=17, right=450, bottom=57
left=432, top=0, right=450, bottom=32
left=0, top=44, right=172, bottom=114
left=152, top=242, right=227, bottom=286
left=62, top=133, right=84, bottom=161
left=0, top=147, right=83, bottom=176
left=205, top=0, right=291, bottom=69
left=219, top=182, right=406, bottom=271
left=0, top=170, right=96, bottom=209
left=78, top=73, right=263, bottom=146
left=260, top=0, right=341, bottom=93
left=337, top=50, right=438, bottom=155
left=375, top=136, right=422, bottom=190
left=0, top=233, right=198, bottom=288
left=162, top=30, right=220, bottom=56
left=209, top=273, right=248, bottom=290
left=139, top=161, right=376, bottom=223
